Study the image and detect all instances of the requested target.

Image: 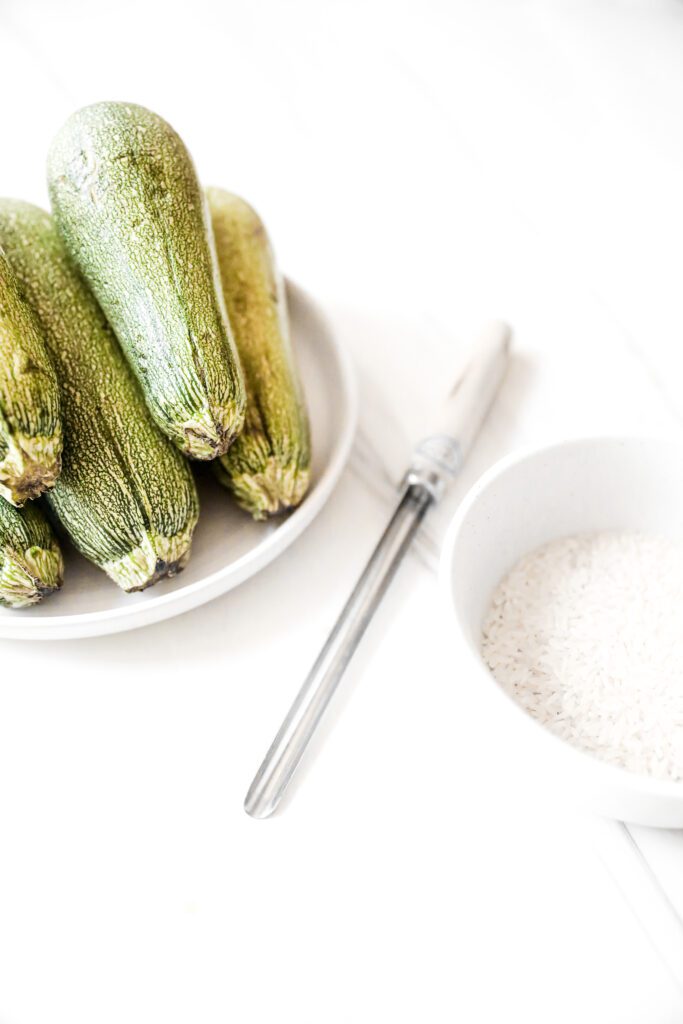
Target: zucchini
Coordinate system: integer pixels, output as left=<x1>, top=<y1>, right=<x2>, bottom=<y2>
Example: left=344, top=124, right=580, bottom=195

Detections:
left=0, top=497, right=63, bottom=608
left=207, top=188, right=311, bottom=519
left=0, top=247, right=62, bottom=505
left=47, top=101, right=246, bottom=460
left=0, top=200, right=199, bottom=592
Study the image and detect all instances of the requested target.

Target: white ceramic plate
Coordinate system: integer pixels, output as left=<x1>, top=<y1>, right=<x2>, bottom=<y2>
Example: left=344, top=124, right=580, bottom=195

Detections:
left=0, top=284, right=357, bottom=640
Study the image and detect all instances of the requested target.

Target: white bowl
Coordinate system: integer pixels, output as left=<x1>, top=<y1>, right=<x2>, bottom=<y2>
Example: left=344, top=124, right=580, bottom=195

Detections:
left=440, top=436, right=683, bottom=828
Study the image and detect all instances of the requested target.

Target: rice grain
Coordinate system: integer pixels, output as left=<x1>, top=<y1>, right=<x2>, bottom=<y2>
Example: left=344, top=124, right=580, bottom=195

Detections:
left=481, top=531, right=683, bottom=781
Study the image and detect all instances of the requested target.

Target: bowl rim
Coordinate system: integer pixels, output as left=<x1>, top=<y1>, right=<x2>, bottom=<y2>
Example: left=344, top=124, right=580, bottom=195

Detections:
left=439, top=433, right=683, bottom=802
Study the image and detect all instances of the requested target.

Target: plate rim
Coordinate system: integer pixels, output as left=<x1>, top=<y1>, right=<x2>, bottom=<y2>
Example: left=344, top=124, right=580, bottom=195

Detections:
left=0, top=295, right=358, bottom=641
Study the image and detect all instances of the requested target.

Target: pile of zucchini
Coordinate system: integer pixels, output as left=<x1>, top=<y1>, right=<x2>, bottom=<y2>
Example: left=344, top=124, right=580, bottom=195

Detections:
left=0, top=102, right=310, bottom=609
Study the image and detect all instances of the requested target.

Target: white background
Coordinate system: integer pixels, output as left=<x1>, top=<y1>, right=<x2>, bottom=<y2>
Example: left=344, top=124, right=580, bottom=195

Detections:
left=2, top=0, right=683, bottom=1020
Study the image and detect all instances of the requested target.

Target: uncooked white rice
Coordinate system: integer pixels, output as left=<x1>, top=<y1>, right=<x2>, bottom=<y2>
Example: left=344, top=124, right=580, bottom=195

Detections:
left=481, top=531, right=683, bottom=781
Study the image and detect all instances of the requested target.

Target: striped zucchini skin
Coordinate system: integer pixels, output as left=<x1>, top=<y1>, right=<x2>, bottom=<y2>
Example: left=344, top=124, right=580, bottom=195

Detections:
left=0, top=497, right=63, bottom=608
left=0, top=247, right=62, bottom=506
left=207, top=189, right=311, bottom=519
left=0, top=200, right=199, bottom=592
left=47, top=102, right=246, bottom=460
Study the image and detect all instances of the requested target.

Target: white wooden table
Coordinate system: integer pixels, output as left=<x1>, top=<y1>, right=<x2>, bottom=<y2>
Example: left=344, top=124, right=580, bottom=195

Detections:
left=1, top=1, right=683, bottom=1019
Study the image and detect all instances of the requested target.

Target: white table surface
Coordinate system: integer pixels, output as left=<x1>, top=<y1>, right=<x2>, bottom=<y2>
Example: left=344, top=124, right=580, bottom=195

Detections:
left=2, top=1, right=683, bottom=1020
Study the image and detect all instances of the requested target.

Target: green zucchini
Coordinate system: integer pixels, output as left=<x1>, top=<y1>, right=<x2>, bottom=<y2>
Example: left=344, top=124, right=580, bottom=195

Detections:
left=0, top=247, right=62, bottom=505
left=0, top=200, right=199, bottom=592
left=0, top=497, right=63, bottom=608
left=207, top=189, right=311, bottom=519
left=47, top=101, right=246, bottom=460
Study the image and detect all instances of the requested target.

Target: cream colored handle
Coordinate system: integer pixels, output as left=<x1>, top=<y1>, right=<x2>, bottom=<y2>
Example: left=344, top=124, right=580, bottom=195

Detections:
left=434, top=320, right=511, bottom=454
left=407, top=321, right=512, bottom=501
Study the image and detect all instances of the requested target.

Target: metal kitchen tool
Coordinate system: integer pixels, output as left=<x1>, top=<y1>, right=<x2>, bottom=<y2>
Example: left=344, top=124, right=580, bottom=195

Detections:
left=244, top=321, right=512, bottom=818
